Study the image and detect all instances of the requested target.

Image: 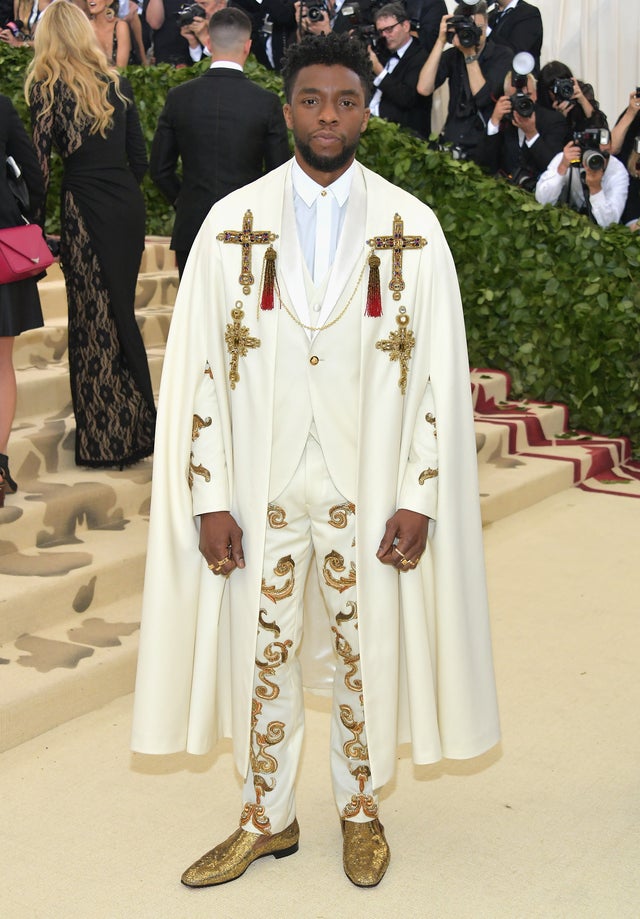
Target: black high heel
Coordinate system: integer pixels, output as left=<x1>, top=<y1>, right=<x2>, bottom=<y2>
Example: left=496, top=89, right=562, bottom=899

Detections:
left=0, top=453, right=18, bottom=507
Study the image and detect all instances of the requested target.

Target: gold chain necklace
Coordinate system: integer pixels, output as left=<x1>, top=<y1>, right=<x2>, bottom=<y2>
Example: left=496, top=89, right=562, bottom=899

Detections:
left=274, top=256, right=369, bottom=333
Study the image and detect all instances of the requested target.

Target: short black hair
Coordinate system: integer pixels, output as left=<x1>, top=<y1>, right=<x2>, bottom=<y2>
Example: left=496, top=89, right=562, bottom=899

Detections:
left=373, top=3, right=407, bottom=24
left=281, top=33, right=374, bottom=105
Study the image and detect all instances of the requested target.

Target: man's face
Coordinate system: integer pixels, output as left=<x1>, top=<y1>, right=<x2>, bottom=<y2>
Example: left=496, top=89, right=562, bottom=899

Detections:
left=375, top=15, right=411, bottom=54
left=283, top=64, right=370, bottom=185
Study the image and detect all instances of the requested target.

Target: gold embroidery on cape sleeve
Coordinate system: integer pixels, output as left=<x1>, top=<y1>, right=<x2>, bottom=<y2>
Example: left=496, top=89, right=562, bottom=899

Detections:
left=366, top=213, right=427, bottom=301
left=418, top=468, right=438, bottom=484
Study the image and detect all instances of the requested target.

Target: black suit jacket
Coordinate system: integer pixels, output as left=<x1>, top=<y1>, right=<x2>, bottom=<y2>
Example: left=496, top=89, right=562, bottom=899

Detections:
left=406, top=0, right=448, bottom=55
left=150, top=67, right=290, bottom=253
left=488, top=1, right=543, bottom=74
left=377, top=38, right=431, bottom=139
left=474, top=103, right=570, bottom=182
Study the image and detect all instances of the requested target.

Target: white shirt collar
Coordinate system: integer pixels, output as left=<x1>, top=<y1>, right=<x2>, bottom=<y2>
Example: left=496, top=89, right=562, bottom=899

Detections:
left=291, top=158, right=355, bottom=207
left=396, top=36, right=412, bottom=58
left=499, top=0, right=520, bottom=11
left=209, top=61, right=244, bottom=72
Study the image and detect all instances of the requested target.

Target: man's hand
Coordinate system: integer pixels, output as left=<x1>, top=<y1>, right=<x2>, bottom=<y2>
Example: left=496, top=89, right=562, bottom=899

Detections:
left=558, top=140, right=582, bottom=175
left=368, top=44, right=383, bottom=76
left=377, top=508, right=429, bottom=572
left=199, top=510, right=245, bottom=577
left=490, top=95, right=511, bottom=127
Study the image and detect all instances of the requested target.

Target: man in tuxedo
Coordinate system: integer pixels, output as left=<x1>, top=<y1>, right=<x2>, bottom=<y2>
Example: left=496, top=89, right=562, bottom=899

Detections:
left=487, top=0, right=543, bottom=75
left=367, top=2, right=431, bottom=138
left=150, top=6, right=290, bottom=274
left=405, top=0, right=448, bottom=56
left=475, top=69, right=569, bottom=189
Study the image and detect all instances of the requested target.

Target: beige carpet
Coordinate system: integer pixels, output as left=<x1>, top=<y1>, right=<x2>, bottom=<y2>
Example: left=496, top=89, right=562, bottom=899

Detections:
left=1, top=486, right=638, bottom=919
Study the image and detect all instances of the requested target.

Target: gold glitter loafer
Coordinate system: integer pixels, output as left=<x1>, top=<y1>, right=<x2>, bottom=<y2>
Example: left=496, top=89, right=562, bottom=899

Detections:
left=181, top=819, right=300, bottom=887
left=341, top=817, right=390, bottom=888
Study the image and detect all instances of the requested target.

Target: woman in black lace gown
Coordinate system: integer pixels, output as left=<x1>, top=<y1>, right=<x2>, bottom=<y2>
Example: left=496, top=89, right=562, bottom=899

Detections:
left=26, top=1, right=156, bottom=467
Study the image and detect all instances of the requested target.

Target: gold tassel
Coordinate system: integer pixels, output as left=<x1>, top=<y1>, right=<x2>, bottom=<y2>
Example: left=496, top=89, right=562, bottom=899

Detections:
left=365, top=249, right=382, bottom=317
left=259, top=245, right=277, bottom=311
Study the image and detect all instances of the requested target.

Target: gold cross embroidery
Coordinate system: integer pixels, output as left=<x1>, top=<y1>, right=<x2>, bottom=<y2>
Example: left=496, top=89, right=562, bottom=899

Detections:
left=217, top=210, right=278, bottom=294
left=367, top=214, right=426, bottom=301
left=225, top=301, right=260, bottom=389
left=376, top=309, right=415, bottom=395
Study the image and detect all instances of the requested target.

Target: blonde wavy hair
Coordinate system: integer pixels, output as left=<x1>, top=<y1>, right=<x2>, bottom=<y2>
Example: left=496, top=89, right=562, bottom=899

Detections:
left=25, top=1, right=127, bottom=138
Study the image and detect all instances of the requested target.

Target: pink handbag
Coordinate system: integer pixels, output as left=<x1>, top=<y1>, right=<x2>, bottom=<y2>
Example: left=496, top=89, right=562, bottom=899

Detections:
left=0, top=223, right=53, bottom=284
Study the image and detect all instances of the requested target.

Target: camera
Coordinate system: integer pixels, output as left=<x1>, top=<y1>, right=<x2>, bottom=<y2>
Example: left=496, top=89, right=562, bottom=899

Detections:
left=175, top=3, right=206, bottom=26
left=511, top=92, right=534, bottom=118
left=301, top=1, right=330, bottom=23
left=446, top=15, right=482, bottom=48
left=573, top=128, right=610, bottom=171
left=551, top=77, right=575, bottom=102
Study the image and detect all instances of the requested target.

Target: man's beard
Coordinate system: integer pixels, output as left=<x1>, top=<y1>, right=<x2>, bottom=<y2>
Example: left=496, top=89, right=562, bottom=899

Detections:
left=294, top=134, right=360, bottom=174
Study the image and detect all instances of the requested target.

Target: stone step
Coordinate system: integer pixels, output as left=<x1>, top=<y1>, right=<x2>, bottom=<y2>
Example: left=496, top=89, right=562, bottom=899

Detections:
left=14, top=347, right=164, bottom=424
left=0, top=591, right=141, bottom=753
left=0, top=515, right=147, bottom=644
left=0, top=452, right=152, bottom=558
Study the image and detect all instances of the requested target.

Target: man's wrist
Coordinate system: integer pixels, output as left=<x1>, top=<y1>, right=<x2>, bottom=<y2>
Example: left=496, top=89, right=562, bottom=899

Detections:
left=464, top=53, right=480, bottom=64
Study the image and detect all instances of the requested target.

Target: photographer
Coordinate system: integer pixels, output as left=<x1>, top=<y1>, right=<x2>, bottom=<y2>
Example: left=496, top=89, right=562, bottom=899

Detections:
left=367, top=2, right=431, bottom=138
left=537, top=60, right=608, bottom=135
left=474, top=64, right=569, bottom=190
left=231, top=0, right=297, bottom=71
left=143, top=0, right=194, bottom=64
left=611, top=89, right=640, bottom=230
left=405, top=0, right=448, bottom=56
left=177, top=0, right=227, bottom=62
left=416, top=1, right=511, bottom=163
left=535, top=132, right=629, bottom=229
left=487, top=0, right=542, bottom=75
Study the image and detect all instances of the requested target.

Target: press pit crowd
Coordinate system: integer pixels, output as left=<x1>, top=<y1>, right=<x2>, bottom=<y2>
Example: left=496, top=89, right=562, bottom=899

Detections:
left=2, top=0, right=640, bottom=230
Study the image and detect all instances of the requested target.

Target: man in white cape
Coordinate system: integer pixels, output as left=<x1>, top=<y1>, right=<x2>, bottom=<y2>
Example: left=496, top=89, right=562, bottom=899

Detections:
left=132, top=32, right=500, bottom=890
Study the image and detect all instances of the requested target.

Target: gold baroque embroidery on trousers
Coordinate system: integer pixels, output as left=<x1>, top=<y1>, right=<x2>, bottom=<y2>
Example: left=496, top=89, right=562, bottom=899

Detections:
left=204, top=362, right=213, bottom=379
left=425, top=411, right=437, bottom=438
left=376, top=306, right=415, bottom=396
left=332, top=626, right=362, bottom=695
left=328, top=502, right=356, bottom=528
left=340, top=704, right=368, bottom=761
left=419, top=468, right=438, bottom=484
left=267, top=504, right=288, bottom=528
left=323, top=550, right=357, bottom=593
left=225, top=301, right=260, bottom=390
left=242, top=696, right=286, bottom=836
left=341, top=765, right=379, bottom=820
left=258, top=608, right=280, bottom=636
left=255, top=639, right=293, bottom=701
left=261, top=555, right=295, bottom=603
left=191, top=413, right=212, bottom=441
left=336, top=600, right=358, bottom=626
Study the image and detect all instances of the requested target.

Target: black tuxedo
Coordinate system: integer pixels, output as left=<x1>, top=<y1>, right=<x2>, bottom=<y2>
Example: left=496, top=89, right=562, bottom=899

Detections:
left=488, top=1, right=543, bottom=74
left=376, top=38, right=431, bottom=139
left=150, top=66, right=290, bottom=260
left=405, top=0, right=448, bottom=55
left=474, top=103, right=569, bottom=185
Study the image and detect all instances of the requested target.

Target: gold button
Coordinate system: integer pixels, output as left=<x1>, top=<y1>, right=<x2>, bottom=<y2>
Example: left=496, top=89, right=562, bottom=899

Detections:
left=320, top=190, right=327, bottom=197
left=310, top=355, right=319, bottom=365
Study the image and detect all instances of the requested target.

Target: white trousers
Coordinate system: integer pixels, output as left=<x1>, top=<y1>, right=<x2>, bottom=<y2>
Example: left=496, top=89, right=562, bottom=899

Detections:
left=240, top=435, right=378, bottom=835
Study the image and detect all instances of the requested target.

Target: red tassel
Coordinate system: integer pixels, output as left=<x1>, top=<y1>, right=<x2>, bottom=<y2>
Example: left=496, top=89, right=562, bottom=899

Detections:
left=260, top=246, right=277, bottom=311
left=365, top=250, right=382, bottom=317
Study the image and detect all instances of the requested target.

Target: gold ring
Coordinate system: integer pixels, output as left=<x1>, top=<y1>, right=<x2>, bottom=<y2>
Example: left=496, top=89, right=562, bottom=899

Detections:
left=392, top=546, right=406, bottom=559
left=400, top=558, right=411, bottom=567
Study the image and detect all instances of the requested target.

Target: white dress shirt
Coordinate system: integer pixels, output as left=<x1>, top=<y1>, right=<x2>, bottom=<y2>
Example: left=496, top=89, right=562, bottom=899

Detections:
left=291, top=158, right=354, bottom=294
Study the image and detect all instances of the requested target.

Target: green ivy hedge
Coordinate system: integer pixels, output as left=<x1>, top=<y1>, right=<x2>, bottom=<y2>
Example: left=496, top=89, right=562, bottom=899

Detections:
left=2, top=47, right=639, bottom=453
